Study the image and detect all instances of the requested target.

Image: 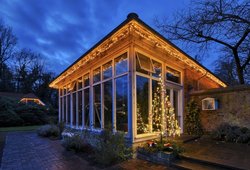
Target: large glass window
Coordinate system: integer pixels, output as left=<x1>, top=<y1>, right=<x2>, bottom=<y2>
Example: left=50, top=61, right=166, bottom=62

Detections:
left=103, top=80, right=112, bottom=130
left=152, top=80, right=161, bottom=132
left=72, top=93, right=76, bottom=126
left=93, top=84, right=101, bottom=128
left=60, top=98, right=63, bottom=122
left=78, top=91, right=82, bottom=127
left=136, top=76, right=149, bottom=134
left=103, top=61, right=112, bottom=80
left=63, top=96, right=66, bottom=123
left=135, top=52, right=163, bottom=135
left=84, top=88, right=90, bottom=127
left=115, top=53, right=127, bottom=75
left=116, top=76, right=128, bottom=132
left=166, top=66, right=181, bottom=84
left=67, top=94, right=71, bottom=124
left=93, top=68, right=101, bottom=83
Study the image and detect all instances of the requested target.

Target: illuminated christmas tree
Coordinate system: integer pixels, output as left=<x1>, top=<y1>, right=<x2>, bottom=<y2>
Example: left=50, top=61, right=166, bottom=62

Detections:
left=137, top=104, right=149, bottom=134
left=152, top=75, right=181, bottom=137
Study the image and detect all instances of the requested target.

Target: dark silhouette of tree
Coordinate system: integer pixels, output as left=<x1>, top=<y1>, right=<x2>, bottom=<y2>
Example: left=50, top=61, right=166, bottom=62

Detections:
left=14, top=49, right=44, bottom=93
left=0, top=19, right=17, bottom=89
left=156, top=0, right=250, bottom=84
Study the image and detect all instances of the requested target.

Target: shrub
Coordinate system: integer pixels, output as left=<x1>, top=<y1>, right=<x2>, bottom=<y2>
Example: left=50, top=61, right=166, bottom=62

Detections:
left=0, top=109, right=24, bottom=127
left=37, top=124, right=60, bottom=137
left=212, top=123, right=250, bottom=144
left=185, top=100, right=203, bottom=136
left=62, top=135, right=92, bottom=153
left=94, top=130, right=132, bottom=166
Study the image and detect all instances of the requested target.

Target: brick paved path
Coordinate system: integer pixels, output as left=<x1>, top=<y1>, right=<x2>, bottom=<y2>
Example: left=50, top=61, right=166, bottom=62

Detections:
left=1, top=132, right=98, bottom=170
left=0, top=132, right=173, bottom=170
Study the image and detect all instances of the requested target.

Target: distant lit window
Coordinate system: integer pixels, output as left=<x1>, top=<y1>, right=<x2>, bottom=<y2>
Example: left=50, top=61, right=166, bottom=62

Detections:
left=115, top=53, right=128, bottom=75
left=166, top=66, right=181, bottom=84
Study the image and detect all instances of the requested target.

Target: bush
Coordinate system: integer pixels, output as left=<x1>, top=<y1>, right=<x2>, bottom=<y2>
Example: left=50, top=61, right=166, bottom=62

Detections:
left=62, top=135, right=92, bottom=153
left=37, top=124, right=60, bottom=137
left=185, top=100, right=203, bottom=136
left=212, top=123, right=250, bottom=144
left=94, top=130, right=132, bottom=166
left=0, top=109, right=24, bottom=127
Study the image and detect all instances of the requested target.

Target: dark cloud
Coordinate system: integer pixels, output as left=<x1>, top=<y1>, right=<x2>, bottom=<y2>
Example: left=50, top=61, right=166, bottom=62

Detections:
left=0, top=0, right=189, bottom=74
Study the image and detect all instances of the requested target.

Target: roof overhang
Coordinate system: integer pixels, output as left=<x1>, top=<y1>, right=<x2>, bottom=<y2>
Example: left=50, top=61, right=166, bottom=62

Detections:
left=50, top=15, right=227, bottom=89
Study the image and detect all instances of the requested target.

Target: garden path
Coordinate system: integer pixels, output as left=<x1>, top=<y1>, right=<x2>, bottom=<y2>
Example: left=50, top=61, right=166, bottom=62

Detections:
left=0, top=132, right=173, bottom=170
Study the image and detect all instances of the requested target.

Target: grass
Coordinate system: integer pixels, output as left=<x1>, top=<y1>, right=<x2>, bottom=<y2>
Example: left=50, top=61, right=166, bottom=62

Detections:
left=0, top=125, right=41, bottom=132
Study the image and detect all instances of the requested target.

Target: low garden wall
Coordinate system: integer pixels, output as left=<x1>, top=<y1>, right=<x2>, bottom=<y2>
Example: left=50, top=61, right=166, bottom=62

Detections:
left=189, top=85, right=250, bottom=132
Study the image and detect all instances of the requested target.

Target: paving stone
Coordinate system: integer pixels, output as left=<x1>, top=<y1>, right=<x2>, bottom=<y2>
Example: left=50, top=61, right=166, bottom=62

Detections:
left=0, top=132, right=172, bottom=170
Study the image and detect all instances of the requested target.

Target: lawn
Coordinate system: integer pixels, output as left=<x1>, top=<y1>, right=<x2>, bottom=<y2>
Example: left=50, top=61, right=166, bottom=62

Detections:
left=0, top=125, right=41, bottom=132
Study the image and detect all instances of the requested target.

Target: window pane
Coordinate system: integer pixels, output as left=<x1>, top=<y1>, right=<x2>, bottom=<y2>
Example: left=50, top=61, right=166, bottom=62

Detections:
left=60, top=98, right=63, bottom=122
left=116, top=76, right=128, bottom=132
left=166, top=66, right=180, bottom=84
left=67, top=95, right=71, bottom=125
left=84, top=74, right=90, bottom=87
left=64, top=96, right=66, bottom=123
left=63, top=86, right=67, bottom=95
left=72, top=93, right=76, bottom=126
left=173, top=90, right=180, bottom=125
left=136, top=54, right=148, bottom=75
left=152, top=80, right=161, bottom=132
left=152, top=60, right=162, bottom=78
left=78, top=91, right=82, bottom=127
left=93, top=84, right=101, bottom=128
left=103, top=61, right=112, bottom=80
left=93, top=68, right=101, bottom=83
left=115, top=53, right=127, bottom=75
left=136, top=53, right=154, bottom=73
left=84, top=88, right=90, bottom=127
left=104, top=80, right=112, bottom=130
left=78, top=77, right=83, bottom=89
left=136, top=75, right=149, bottom=134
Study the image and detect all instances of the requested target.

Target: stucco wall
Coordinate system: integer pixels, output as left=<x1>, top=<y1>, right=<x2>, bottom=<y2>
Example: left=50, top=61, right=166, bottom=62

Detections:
left=189, top=85, right=250, bottom=132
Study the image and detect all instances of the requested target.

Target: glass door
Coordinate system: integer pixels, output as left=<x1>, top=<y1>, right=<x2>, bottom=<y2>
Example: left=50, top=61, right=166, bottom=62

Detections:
left=166, top=83, right=183, bottom=129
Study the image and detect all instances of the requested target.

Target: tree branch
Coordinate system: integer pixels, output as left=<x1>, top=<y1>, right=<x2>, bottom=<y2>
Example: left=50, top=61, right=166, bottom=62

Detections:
left=235, top=29, right=250, bottom=49
left=242, top=53, right=250, bottom=69
left=197, top=33, right=234, bottom=49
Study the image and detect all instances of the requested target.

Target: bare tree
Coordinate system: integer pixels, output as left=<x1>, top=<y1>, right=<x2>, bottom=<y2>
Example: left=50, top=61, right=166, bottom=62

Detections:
left=156, top=0, right=250, bottom=84
left=0, top=19, right=17, bottom=71
left=14, top=49, right=44, bottom=93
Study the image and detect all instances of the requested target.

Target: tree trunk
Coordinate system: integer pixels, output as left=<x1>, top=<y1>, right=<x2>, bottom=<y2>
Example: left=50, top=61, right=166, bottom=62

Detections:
left=232, top=49, right=245, bottom=84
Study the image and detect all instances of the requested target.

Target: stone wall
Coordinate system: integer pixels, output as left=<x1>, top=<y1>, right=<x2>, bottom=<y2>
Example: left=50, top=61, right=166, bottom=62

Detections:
left=189, top=85, right=250, bottom=132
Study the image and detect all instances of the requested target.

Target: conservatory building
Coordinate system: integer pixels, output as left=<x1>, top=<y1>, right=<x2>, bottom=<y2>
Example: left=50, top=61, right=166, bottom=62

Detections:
left=49, top=13, right=226, bottom=143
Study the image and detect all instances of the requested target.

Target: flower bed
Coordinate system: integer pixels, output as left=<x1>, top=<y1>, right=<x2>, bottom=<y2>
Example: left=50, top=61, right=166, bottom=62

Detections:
left=137, top=140, right=183, bottom=166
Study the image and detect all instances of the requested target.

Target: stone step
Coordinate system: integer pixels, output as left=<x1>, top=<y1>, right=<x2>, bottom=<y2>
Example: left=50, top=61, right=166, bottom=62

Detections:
left=172, top=159, right=227, bottom=170
left=172, top=155, right=244, bottom=170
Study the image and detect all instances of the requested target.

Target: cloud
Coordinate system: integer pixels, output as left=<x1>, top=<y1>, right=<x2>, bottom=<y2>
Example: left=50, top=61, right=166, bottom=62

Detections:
left=0, top=0, right=190, bottom=75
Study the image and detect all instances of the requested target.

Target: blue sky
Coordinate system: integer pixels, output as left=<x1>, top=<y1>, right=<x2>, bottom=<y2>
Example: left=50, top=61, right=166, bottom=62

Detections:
left=0, top=0, right=217, bottom=75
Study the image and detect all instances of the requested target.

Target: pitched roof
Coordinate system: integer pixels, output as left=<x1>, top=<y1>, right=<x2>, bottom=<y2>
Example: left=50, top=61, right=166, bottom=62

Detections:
left=50, top=13, right=227, bottom=88
left=22, top=93, right=39, bottom=99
